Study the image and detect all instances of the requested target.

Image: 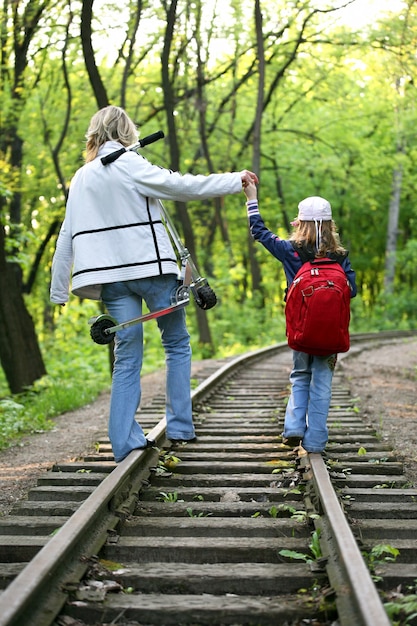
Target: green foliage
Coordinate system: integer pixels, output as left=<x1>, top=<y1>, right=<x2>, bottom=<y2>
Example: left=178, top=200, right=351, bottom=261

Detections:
left=268, top=503, right=314, bottom=523
left=0, top=302, right=108, bottom=448
left=209, top=288, right=287, bottom=356
left=186, top=507, right=211, bottom=518
left=0, top=400, right=27, bottom=443
left=157, top=451, right=182, bottom=473
left=384, top=587, right=417, bottom=625
left=309, top=529, right=322, bottom=561
left=0, top=374, right=103, bottom=451
left=362, top=543, right=400, bottom=583
left=279, top=529, right=322, bottom=563
left=158, top=491, right=183, bottom=502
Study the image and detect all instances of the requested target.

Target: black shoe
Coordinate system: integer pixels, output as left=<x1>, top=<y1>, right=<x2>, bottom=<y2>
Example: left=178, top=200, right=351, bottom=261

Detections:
left=116, top=439, right=156, bottom=462
left=170, top=436, right=198, bottom=445
left=282, top=436, right=302, bottom=448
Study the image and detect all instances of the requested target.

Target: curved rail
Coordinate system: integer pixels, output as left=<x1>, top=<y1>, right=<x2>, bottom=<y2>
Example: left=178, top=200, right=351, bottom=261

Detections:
left=0, top=330, right=415, bottom=625
left=303, top=453, right=391, bottom=626
left=0, top=428, right=165, bottom=626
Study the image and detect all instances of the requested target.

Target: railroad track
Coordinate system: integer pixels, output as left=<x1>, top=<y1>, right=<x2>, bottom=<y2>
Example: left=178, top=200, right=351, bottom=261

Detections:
left=0, top=331, right=416, bottom=626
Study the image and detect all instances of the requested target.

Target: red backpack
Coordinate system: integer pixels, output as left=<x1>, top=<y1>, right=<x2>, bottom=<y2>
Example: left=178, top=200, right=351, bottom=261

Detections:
left=285, top=249, right=351, bottom=356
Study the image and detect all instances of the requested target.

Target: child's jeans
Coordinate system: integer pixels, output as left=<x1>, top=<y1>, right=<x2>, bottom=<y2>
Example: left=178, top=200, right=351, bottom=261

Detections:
left=282, top=350, right=337, bottom=452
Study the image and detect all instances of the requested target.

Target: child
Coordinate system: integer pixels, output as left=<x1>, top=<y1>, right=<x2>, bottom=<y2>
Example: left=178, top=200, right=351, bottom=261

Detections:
left=244, top=181, right=357, bottom=453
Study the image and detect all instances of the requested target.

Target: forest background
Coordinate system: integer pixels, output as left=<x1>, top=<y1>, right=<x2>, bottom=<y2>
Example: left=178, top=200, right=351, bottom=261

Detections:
left=0, top=0, right=416, bottom=446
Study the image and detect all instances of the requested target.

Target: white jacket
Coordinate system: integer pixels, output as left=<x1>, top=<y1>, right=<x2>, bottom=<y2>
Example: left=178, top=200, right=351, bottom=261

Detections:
left=50, top=141, right=243, bottom=302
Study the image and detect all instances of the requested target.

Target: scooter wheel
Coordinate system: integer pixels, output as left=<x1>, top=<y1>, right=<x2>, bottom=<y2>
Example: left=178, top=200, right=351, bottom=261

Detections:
left=90, top=317, right=116, bottom=344
left=173, top=284, right=190, bottom=303
left=195, top=284, right=217, bottom=310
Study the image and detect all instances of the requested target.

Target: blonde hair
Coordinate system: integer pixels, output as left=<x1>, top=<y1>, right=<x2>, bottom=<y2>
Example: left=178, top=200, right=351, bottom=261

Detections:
left=85, top=106, right=138, bottom=162
left=290, top=220, right=346, bottom=258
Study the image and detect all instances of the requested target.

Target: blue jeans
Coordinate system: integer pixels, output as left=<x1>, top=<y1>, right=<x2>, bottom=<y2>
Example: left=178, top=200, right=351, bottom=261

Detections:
left=282, top=350, right=337, bottom=453
left=101, top=275, right=194, bottom=462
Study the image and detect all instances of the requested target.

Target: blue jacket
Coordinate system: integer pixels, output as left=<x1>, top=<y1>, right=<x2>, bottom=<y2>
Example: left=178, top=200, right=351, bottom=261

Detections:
left=247, top=200, right=357, bottom=298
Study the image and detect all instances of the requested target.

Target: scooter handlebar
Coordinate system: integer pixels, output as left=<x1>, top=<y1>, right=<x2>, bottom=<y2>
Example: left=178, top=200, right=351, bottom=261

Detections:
left=138, top=130, right=164, bottom=148
left=101, top=130, right=165, bottom=165
left=101, top=147, right=127, bottom=165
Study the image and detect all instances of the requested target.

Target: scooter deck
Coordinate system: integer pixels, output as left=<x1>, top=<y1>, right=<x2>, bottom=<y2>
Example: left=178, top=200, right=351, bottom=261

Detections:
left=103, top=297, right=190, bottom=335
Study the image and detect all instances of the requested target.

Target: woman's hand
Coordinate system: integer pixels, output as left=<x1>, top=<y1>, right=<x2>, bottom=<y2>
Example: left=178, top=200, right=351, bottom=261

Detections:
left=240, top=170, right=259, bottom=188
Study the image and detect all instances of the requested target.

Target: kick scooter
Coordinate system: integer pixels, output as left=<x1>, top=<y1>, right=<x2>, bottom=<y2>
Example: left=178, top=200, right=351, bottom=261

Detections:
left=89, top=131, right=217, bottom=345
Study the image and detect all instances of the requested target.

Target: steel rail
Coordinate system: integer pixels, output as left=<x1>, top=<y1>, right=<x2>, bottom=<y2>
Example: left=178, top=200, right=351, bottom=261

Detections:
left=305, top=453, right=391, bottom=626
left=0, top=420, right=166, bottom=626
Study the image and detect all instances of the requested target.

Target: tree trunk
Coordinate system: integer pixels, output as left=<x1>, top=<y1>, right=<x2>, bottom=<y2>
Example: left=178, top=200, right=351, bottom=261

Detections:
left=0, top=128, right=47, bottom=394
left=247, top=0, right=264, bottom=299
left=384, top=163, right=403, bottom=294
left=0, top=225, right=46, bottom=393
left=161, top=0, right=214, bottom=352
left=384, top=75, right=405, bottom=296
left=81, top=0, right=109, bottom=108
left=0, top=0, right=48, bottom=392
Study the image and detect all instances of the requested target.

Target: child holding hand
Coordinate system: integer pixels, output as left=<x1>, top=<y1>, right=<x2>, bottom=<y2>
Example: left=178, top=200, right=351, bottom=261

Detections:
left=244, top=181, right=356, bottom=454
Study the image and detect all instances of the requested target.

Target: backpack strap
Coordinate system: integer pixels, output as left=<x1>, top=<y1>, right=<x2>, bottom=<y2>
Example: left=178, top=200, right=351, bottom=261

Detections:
left=329, top=250, right=349, bottom=264
left=284, top=244, right=313, bottom=301
left=291, top=242, right=316, bottom=264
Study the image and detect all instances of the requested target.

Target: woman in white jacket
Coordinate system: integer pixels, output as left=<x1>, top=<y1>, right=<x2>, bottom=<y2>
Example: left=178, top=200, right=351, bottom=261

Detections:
left=51, top=105, right=258, bottom=462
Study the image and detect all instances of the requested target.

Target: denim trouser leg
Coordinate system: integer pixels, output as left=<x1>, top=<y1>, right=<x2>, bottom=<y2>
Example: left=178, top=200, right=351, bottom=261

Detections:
left=102, top=285, right=146, bottom=462
left=302, top=354, right=336, bottom=452
left=283, top=350, right=311, bottom=440
left=156, top=305, right=194, bottom=441
left=102, top=276, right=194, bottom=462
left=283, top=351, right=336, bottom=452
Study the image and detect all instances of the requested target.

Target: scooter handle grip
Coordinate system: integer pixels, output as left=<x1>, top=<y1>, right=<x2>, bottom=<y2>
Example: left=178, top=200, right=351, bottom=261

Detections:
left=138, top=130, right=164, bottom=148
left=101, top=147, right=126, bottom=165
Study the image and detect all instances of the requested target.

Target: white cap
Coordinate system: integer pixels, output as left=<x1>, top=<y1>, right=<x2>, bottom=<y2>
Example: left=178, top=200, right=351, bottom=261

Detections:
left=298, top=196, right=332, bottom=221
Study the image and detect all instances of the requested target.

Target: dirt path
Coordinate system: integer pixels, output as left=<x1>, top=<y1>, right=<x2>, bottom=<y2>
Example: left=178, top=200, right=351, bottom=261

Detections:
left=340, top=337, right=417, bottom=485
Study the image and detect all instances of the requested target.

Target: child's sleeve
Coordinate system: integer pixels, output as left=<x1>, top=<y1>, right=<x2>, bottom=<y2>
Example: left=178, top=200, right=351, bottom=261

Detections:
left=246, top=199, right=286, bottom=262
left=342, top=256, right=357, bottom=298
